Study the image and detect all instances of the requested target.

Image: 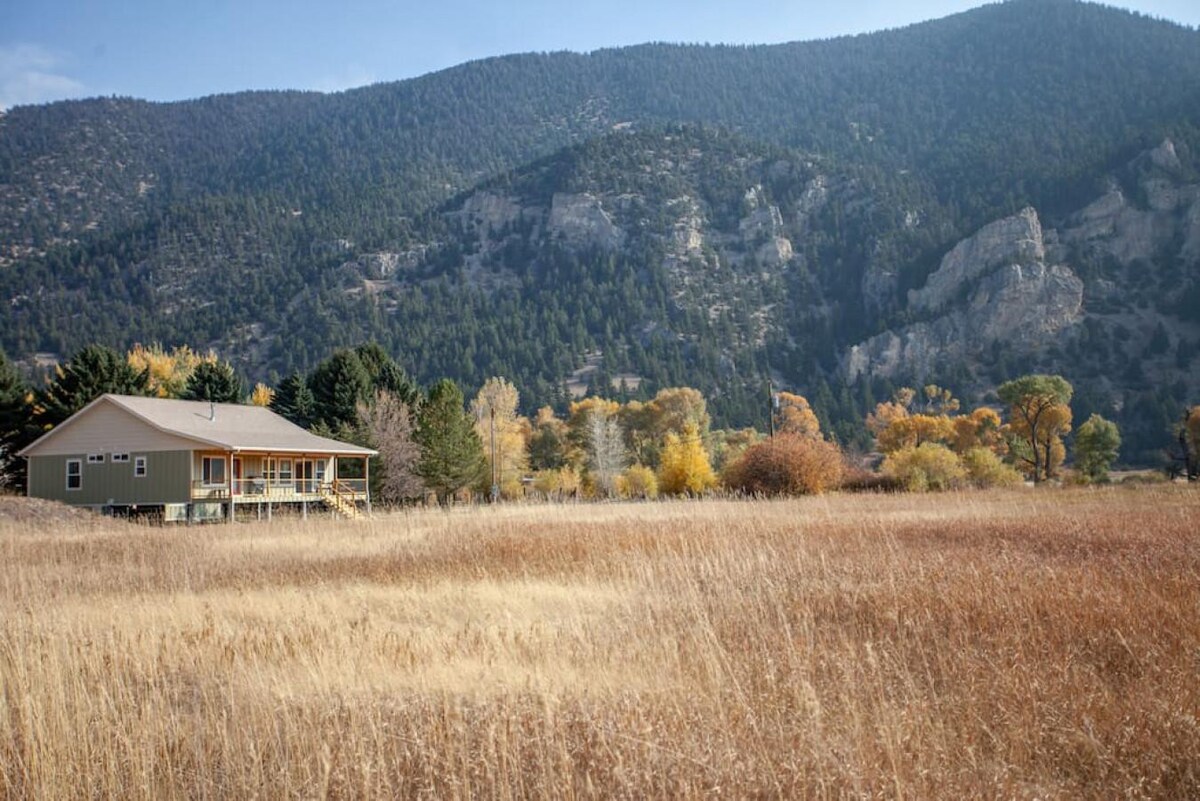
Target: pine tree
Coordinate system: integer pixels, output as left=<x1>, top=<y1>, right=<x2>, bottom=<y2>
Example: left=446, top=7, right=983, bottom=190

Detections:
left=182, top=360, right=243, bottom=403
left=309, top=349, right=371, bottom=429
left=0, top=352, right=33, bottom=490
left=36, top=344, right=150, bottom=428
left=416, top=379, right=485, bottom=503
left=271, top=372, right=318, bottom=429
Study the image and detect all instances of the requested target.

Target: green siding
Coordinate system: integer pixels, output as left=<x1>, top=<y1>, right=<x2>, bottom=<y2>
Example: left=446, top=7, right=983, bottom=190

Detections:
left=29, top=451, right=194, bottom=506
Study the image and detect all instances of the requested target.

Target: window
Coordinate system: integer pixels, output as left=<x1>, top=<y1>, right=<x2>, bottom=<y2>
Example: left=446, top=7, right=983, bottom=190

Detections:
left=202, top=456, right=227, bottom=486
left=112, top=453, right=130, bottom=463
left=279, top=459, right=293, bottom=483
left=134, top=456, right=147, bottom=478
left=66, top=459, right=82, bottom=491
left=87, top=453, right=104, bottom=464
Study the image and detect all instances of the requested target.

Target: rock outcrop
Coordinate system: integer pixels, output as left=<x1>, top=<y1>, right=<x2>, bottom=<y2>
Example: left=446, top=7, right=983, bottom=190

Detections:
left=908, top=207, right=1045, bottom=314
left=548, top=193, right=625, bottom=251
left=846, top=207, right=1083, bottom=381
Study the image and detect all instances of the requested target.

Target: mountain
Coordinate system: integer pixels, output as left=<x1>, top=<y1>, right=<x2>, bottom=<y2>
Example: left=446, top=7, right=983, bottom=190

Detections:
left=1, top=0, right=1199, bottom=461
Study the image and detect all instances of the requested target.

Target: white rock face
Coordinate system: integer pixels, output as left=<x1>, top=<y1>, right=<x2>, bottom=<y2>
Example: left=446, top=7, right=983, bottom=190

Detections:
left=739, top=185, right=785, bottom=239
left=548, top=193, right=625, bottom=251
left=908, top=207, right=1045, bottom=314
left=460, top=192, right=524, bottom=235
left=847, top=206, right=1084, bottom=381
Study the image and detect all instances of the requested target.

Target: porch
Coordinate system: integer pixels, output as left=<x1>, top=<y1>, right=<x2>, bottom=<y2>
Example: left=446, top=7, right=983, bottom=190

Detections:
left=189, top=451, right=371, bottom=517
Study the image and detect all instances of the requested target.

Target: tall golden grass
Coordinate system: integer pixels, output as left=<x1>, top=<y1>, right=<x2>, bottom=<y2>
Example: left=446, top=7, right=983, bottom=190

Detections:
left=2, top=487, right=1198, bottom=798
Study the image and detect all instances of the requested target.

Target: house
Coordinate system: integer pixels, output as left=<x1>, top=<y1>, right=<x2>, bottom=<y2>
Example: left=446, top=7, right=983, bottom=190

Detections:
left=19, top=394, right=376, bottom=521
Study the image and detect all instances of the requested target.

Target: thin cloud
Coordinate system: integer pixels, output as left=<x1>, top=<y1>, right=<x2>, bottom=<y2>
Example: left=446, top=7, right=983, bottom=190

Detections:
left=0, top=44, right=87, bottom=110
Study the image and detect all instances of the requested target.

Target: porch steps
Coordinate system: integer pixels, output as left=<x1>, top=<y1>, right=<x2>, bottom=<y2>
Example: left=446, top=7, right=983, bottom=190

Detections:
left=320, top=489, right=363, bottom=520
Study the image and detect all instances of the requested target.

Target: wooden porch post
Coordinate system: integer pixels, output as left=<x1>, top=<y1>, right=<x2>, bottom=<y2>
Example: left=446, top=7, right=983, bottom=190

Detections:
left=364, top=455, right=372, bottom=517
left=227, top=452, right=234, bottom=523
left=266, top=452, right=273, bottom=522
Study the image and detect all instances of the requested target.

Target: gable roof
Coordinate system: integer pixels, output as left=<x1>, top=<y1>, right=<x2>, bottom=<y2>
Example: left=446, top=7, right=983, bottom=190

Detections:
left=20, top=394, right=376, bottom=457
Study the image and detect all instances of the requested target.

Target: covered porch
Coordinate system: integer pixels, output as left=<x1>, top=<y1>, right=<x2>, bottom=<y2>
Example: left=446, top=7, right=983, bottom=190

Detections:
left=190, top=450, right=371, bottom=517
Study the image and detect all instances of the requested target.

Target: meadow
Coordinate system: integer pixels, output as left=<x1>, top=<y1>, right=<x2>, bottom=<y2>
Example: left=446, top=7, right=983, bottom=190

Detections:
left=1, top=487, right=1198, bottom=799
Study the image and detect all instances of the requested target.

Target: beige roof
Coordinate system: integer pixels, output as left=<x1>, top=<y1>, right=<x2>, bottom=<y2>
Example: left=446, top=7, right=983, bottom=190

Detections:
left=21, top=394, right=376, bottom=457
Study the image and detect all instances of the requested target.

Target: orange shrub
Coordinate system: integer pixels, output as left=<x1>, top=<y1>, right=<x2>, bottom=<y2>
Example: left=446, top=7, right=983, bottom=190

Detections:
left=723, top=433, right=844, bottom=496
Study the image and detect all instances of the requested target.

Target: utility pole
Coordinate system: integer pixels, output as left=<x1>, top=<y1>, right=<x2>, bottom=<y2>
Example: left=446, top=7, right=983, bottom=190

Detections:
left=490, top=407, right=499, bottom=503
left=768, top=378, right=777, bottom=439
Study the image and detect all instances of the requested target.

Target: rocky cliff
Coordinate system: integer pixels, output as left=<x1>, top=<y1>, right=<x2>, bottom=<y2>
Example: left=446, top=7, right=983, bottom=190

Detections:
left=847, top=207, right=1084, bottom=381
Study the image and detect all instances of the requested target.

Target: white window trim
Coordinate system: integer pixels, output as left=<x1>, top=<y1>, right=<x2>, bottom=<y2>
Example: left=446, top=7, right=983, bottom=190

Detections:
left=201, top=456, right=227, bottom=487
left=66, top=459, right=82, bottom=491
left=134, top=456, right=147, bottom=478
left=87, top=453, right=104, bottom=464
left=112, top=452, right=130, bottom=463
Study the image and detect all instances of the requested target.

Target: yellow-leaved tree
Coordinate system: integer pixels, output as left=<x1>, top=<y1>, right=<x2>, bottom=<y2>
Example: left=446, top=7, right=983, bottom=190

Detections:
left=658, top=422, right=717, bottom=496
left=775, top=392, right=821, bottom=438
left=126, top=343, right=213, bottom=398
left=249, top=383, right=274, bottom=407
left=470, top=377, right=530, bottom=498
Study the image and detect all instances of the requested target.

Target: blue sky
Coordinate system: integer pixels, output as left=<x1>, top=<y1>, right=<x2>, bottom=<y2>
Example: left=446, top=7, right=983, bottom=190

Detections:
left=2, top=1, right=1197, bottom=109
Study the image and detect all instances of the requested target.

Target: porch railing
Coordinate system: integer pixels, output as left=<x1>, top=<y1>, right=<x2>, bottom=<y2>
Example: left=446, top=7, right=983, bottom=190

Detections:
left=191, top=478, right=366, bottom=500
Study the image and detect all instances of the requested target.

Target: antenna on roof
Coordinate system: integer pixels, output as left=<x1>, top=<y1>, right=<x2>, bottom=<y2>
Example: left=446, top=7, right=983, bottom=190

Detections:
left=209, top=401, right=216, bottom=422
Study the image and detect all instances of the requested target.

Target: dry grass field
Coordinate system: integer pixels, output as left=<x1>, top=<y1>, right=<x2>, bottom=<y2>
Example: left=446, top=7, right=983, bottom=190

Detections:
left=2, top=487, right=1198, bottom=799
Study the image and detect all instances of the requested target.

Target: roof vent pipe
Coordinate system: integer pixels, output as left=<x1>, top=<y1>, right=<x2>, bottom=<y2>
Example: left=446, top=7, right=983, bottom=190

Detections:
left=209, top=401, right=216, bottom=422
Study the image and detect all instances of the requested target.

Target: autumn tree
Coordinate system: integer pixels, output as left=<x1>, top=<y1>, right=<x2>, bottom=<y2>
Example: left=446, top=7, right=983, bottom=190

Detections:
left=620, top=387, right=710, bottom=468
left=951, top=407, right=1006, bottom=454
left=774, top=392, right=821, bottom=438
left=1074, top=414, right=1121, bottom=483
left=470, top=377, right=530, bottom=498
left=36, top=344, right=150, bottom=428
left=357, top=389, right=423, bottom=504
left=182, top=359, right=243, bottom=403
left=567, top=396, right=621, bottom=468
left=249, top=383, right=274, bottom=407
left=658, top=422, right=717, bottom=496
left=585, top=411, right=626, bottom=498
left=999, top=375, right=1073, bottom=483
left=528, top=406, right=568, bottom=470
left=127, top=343, right=212, bottom=398
left=883, top=443, right=967, bottom=492
left=415, top=379, right=485, bottom=503
left=723, top=433, right=843, bottom=496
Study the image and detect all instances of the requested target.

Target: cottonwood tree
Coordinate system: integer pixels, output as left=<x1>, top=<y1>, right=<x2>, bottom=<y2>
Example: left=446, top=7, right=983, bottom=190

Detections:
left=585, top=410, right=626, bottom=498
left=36, top=344, right=150, bottom=428
left=470, top=377, right=530, bottom=498
left=127, top=343, right=211, bottom=398
left=775, top=392, right=821, bottom=438
left=999, top=374, right=1073, bottom=483
left=1074, top=414, right=1121, bottom=483
left=357, top=390, right=423, bottom=504
left=658, top=422, right=717, bottom=496
left=416, top=379, right=484, bottom=503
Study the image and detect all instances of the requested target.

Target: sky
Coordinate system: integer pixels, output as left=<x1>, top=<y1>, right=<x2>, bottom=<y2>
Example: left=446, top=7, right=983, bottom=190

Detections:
left=2, top=1, right=1198, bottom=110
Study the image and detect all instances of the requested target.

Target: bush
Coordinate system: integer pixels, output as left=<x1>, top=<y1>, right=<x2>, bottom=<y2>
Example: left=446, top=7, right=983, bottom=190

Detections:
left=723, top=434, right=844, bottom=496
left=961, top=447, right=1023, bottom=489
left=615, top=464, right=659, bottom=499
left=883, top=443, right=967, bottom=492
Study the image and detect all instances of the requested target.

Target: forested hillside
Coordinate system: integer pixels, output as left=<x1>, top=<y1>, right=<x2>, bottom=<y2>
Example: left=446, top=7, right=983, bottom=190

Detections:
left=1, top=0, right=1198, bottom=460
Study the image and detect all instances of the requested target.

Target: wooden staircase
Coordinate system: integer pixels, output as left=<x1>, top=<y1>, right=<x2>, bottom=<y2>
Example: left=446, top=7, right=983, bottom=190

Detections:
left=320, top=481, right=364, bottom=520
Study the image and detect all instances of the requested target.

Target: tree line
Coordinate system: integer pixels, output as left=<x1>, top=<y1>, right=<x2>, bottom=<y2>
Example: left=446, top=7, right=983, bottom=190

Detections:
left=2, top=341, right=1198, bottom=500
